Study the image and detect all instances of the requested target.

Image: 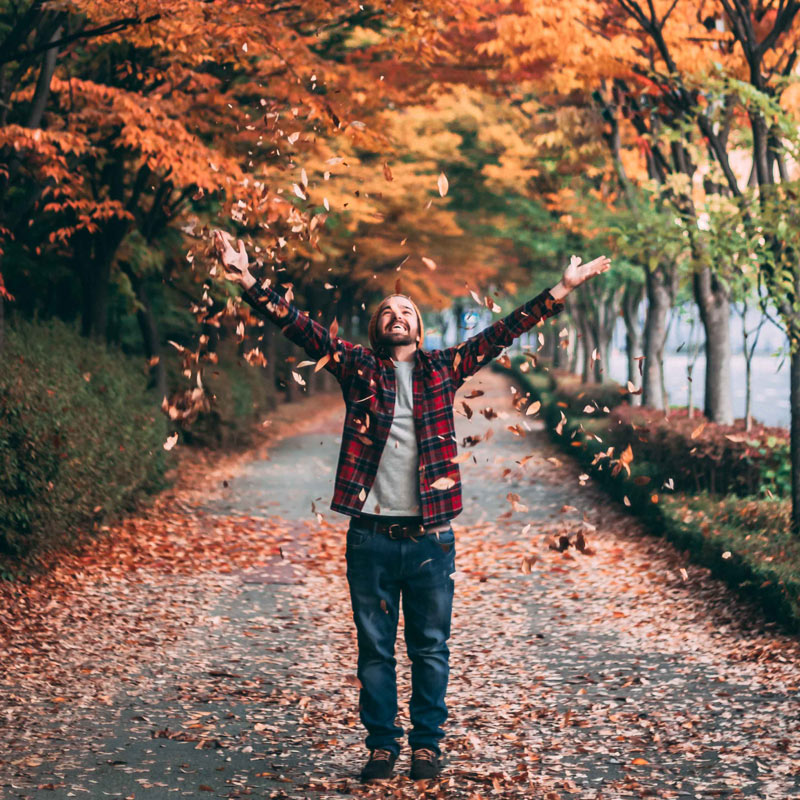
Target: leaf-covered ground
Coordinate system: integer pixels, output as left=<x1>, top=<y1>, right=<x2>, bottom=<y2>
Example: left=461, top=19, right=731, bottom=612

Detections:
left=1, top=371, right=798, bottom=800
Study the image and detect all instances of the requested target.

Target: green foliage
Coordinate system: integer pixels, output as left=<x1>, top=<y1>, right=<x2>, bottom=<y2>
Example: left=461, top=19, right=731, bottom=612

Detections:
left=0, top=318, right=172, bottom=559
left=753, top=437, right=792, bottom=499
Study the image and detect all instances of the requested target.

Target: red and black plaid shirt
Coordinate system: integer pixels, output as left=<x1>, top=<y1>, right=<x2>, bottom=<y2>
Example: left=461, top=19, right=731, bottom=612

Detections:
left=243, top=281, right=564, bottom=526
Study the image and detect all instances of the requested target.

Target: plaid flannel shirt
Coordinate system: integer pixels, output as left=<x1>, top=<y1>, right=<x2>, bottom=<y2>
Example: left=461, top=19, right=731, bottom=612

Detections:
left=243, top=280, right=565, bottom=526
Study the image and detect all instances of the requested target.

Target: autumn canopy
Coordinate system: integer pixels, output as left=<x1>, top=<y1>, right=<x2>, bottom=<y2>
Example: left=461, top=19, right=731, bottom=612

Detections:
left=4, top=0, right=800, bottom=533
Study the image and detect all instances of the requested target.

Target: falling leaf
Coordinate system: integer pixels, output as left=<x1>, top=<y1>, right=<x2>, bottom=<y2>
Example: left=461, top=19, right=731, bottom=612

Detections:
left=627, top=380, right=642, bottom=395
left=691, top=422, right=706, bottom=439
left=485, top=296, right=501, bottom=313
left=292, top=183, right=306, bottom=200
left=506, top=492, right=528, bottom=513
left=291, top=371, right=306, bottom=386
left=422, top=256, right=437, bottom=271
left=437, top=171, right=449, bottom=197
left=163, top=433, right=178, bottom=451
left=619, top=443, right=634, bottom=474
left=315, top=354, right=331, bottom=372
left=450, top=452, right=471, bottom=464
left=382, top=162, right=393, bottom=181
left=358, top=488, right=366, bottom=502
left=329, top=317, right=339, bottom=338
left=526, top=400, right=541, bottom=416
left=430, top=477, right=456, bottom=490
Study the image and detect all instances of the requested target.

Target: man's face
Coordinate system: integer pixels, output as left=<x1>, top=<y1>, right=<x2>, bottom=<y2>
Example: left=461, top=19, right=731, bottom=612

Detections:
left=376, top=296, right=419, bottom=346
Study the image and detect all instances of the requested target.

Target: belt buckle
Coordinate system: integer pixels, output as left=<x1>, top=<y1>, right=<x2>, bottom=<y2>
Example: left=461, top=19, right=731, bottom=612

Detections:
left=388, top=523, right=403, bottom=540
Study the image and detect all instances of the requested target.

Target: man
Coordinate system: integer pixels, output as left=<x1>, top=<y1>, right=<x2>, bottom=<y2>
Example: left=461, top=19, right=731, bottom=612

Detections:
left=213, top=230, right=609, bottom=782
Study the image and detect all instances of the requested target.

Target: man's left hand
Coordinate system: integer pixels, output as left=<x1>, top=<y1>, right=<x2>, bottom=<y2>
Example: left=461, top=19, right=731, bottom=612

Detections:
left=561, top=254, right=611, bottom=291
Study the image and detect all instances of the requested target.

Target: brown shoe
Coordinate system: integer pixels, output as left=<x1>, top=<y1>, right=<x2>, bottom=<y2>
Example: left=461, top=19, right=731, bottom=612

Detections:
left=360, top=748, right=398, bottom=782
left=410, top=747, right=440, bottom=780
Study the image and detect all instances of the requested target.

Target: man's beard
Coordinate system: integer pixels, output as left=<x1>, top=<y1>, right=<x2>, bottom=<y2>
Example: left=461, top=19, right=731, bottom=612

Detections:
left=377, top=329, right=415, bottom=346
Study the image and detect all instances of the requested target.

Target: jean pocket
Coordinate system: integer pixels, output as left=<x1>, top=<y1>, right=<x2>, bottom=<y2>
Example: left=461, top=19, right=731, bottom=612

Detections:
left=346, top=526, right=372, bottom=548
left=429, top=527, right=454, bottom=545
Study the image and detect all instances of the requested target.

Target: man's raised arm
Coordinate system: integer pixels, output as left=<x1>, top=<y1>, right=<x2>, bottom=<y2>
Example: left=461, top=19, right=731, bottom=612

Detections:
left=213, top=230, right=364, bottom=382
left=444, top=255, right=611, bottom=386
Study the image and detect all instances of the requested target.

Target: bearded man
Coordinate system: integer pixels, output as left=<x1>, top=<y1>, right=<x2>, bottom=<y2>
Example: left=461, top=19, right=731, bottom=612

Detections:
left=214, top=230, right=609, bottom=782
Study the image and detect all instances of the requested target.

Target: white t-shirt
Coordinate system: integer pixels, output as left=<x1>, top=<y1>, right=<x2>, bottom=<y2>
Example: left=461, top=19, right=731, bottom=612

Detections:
left=363, top=360, right=421, bottom=516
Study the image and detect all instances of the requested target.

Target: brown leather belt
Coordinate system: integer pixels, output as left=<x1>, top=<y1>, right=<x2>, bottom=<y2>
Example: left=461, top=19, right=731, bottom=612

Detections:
left=357, top=515, right=445, bottom=540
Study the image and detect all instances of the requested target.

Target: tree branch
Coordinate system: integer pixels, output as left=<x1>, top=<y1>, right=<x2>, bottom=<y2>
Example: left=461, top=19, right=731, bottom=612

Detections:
left=0, top=12, right=161, bottom=65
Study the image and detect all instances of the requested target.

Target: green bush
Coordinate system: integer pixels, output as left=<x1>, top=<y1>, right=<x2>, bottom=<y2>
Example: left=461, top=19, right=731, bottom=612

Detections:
left=0, top=318, right=172, bottom=560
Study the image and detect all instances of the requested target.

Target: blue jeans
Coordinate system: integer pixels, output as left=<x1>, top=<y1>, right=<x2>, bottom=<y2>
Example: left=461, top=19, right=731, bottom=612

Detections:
left=345, top=517, right=456, bottom=757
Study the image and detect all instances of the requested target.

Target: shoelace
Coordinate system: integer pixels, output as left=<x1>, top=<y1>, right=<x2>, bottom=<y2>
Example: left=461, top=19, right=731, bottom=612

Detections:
left=412, top=748, right=437, bottom=762
left=370, top=749, right=394, bottom=762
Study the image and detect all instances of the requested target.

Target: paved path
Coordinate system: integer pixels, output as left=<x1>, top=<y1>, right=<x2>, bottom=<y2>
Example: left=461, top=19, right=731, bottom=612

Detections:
left=1, top=370, right=799, bottom=799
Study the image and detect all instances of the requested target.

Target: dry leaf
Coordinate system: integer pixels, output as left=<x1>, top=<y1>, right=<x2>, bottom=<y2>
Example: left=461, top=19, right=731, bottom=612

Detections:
left=437, top=171, right=449, bottom=197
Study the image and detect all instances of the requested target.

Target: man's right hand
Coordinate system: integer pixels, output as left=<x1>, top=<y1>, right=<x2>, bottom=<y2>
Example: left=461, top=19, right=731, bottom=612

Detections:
left=213, top=230, right=256, bottom=290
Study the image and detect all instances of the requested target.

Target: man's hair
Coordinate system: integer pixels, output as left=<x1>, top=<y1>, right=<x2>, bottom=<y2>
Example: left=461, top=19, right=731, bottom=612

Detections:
left=367, top=294, right=425, bottom=351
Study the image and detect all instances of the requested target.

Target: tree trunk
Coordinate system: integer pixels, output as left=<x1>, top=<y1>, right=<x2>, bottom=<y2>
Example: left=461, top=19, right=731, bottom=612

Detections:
left=590, top=293, right=619, bottom=383
left=579, top=316, right=595, bottom=384
left=25, top=25, right=60, bottom=128
left=642, top=268, right=671, bottom=409
left=81, top=250, right=113, bottom=340
left=567, top=325, right=578, bottom=373
left=792, top=344, right=800, bottom=536
left=693, top=266, right=733, bottom=424
left=135, top=280, right=167, bottom=403
left=744, top=350, right=752, bottom=432
left=622, top=284, right=644, bottom=405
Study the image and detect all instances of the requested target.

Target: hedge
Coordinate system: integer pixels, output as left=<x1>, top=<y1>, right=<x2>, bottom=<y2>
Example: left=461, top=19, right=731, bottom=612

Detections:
left=501, top=358, right=800, bottom=634
left=0, top=319, right=172, bottom=561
